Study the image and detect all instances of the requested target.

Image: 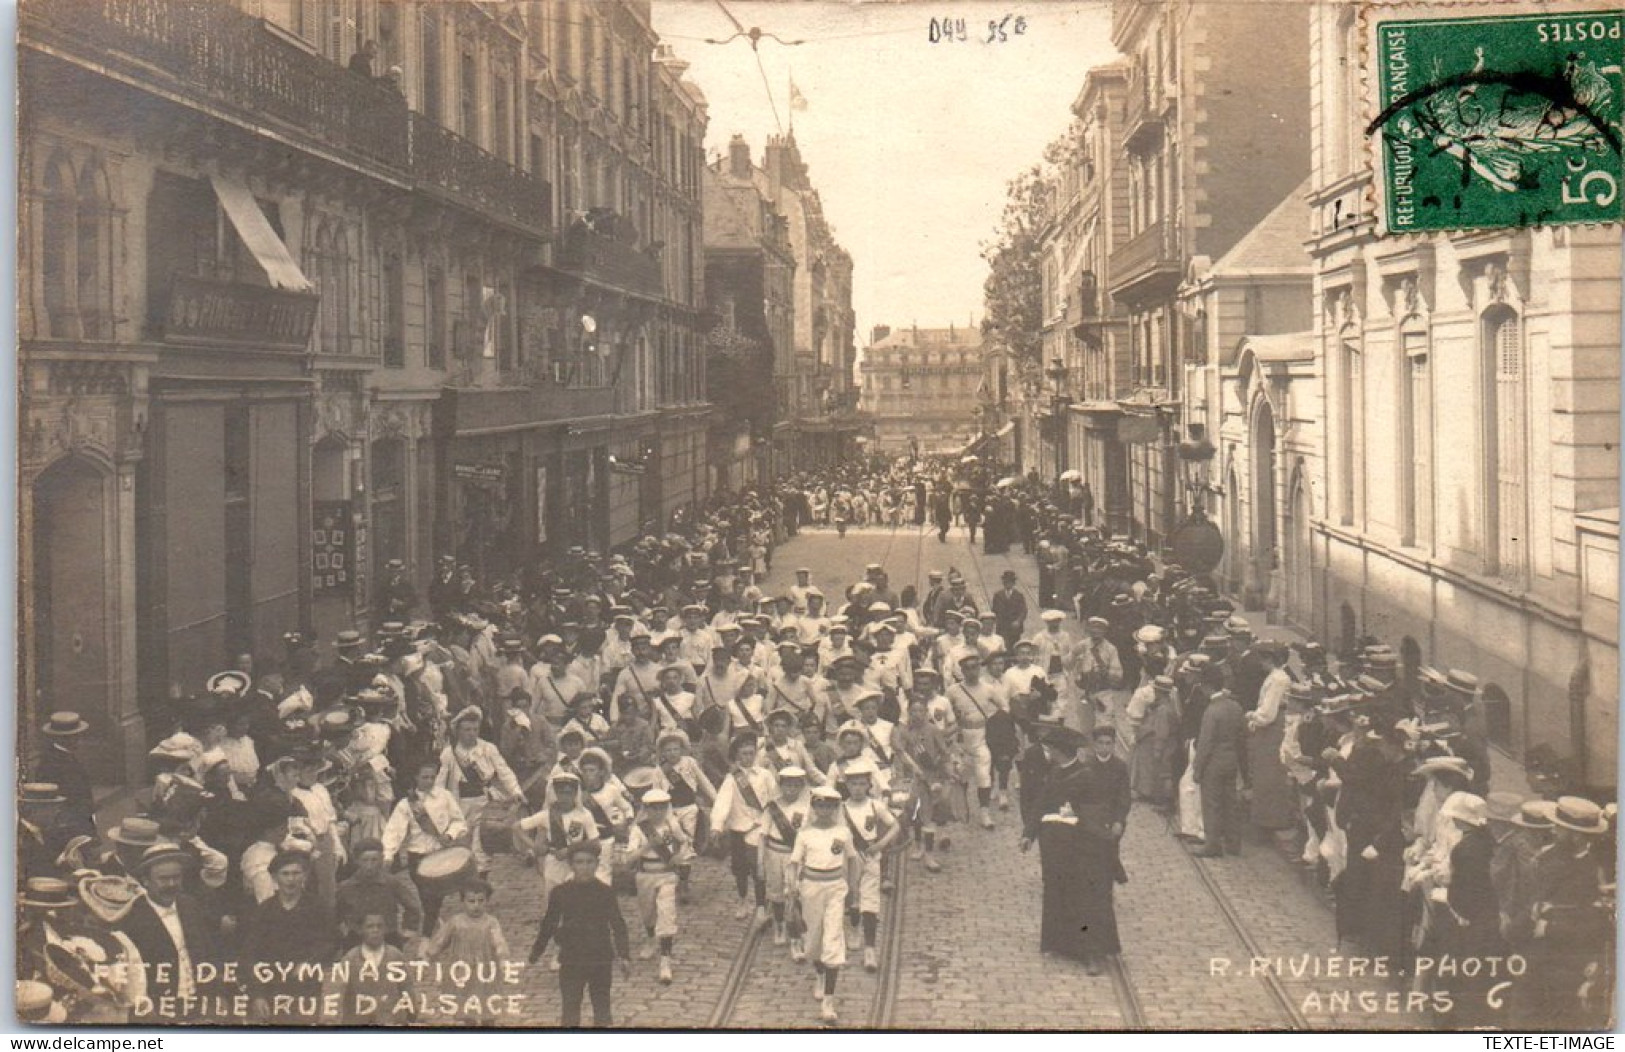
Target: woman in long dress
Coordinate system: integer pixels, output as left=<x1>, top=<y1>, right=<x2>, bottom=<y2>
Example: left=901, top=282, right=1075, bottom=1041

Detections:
left=1020, top=723, right=1130, bottom=974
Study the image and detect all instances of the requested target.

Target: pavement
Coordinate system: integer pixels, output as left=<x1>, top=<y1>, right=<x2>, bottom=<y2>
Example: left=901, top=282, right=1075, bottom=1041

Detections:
left=466, top=522, right=1428, bottom=1029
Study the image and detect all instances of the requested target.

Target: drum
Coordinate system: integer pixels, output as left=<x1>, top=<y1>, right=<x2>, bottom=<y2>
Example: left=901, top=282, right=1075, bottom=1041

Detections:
left=480, top=800, right=520, bottom=856
left=416, top=846, right=476, bottom=893
left=621, top=766, right=660, bottom=803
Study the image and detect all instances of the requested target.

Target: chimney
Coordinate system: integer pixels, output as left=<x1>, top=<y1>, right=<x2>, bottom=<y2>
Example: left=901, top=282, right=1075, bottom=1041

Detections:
left=764, top=136, right=784, bottom=201
left=871, top=325, right=891, bottom=345
left=728, top=135, right=752, bottom=179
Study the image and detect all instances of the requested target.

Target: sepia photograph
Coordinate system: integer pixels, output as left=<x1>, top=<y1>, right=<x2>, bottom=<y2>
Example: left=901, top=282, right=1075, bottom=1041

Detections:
left=12, top=0, right=1622, bottom=1032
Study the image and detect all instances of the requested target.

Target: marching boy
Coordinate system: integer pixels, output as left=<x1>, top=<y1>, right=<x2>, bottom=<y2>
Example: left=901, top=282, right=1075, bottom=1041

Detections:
left=757, top=766, right=812, bottom=957
left=624, top=788, right=693, bottom=984
left=839, top=758, right=899, bottom=972
left=790, top=786, right=860, bottom=1024
left=516, top=771, right=601, bottom=971
left=528, top=841, right=631, bottom=1028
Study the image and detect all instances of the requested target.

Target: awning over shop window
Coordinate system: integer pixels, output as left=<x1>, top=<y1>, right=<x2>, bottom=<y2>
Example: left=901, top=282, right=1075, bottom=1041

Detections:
left=210, top=175, right=313, bottom=292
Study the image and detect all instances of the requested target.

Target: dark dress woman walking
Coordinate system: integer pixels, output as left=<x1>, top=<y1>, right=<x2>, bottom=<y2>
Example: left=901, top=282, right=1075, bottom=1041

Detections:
left=1021, top=723, right=1131, bottom=973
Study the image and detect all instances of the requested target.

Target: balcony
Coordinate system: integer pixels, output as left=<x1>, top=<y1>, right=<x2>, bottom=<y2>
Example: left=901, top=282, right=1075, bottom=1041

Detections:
left=1067, top=272, right=1103, bottom=332
left=555, top=220, right=665, bottom=300
left=408, top=115, right=551, bottom=239
left=23, top=0, right=410, bottom=174
left=158, top=274, right=318, bottom=352
left=1123, top=72, right=1173, bottom=151
left=23, top=0, right=555, bottom=241
left=436, top=380, right=617, bottom=437
left=1108, top=219, right=1182, bottom=300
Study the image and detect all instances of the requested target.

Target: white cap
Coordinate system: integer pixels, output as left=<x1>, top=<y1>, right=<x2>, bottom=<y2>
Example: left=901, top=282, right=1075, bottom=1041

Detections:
left=811, top=786, right=842, bottom=802
left=778, top=766, right=808, bottom=780
left=1040, top=609, right=1066, bottom=623
left=641, top=789, right=672, bottom=806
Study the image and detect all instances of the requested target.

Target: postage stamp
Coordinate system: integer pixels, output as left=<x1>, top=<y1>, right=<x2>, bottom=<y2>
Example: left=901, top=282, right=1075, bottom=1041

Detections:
left=1368, top=6, right=1625, bottom=233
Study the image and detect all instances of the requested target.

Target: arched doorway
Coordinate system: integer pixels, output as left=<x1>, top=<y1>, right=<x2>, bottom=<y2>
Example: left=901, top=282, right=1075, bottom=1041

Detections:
left=1250, top=399, right=1278, bottom=605
left=31, top=457, right=112, bottom=732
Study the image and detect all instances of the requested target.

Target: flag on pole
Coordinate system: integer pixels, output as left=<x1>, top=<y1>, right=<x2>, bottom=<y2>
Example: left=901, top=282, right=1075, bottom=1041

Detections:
left=789, top=77, right=809, bottom=112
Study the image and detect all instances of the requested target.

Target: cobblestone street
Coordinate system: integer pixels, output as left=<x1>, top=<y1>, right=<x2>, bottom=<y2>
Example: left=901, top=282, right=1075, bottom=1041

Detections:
left=471, top=525, right=1425, bottom=1029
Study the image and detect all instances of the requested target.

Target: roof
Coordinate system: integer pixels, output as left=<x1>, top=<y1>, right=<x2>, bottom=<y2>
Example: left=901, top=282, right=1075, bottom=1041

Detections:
left=1210, top=178, right=1313, bottom=275
left=868, top=327, right=983, bottom=351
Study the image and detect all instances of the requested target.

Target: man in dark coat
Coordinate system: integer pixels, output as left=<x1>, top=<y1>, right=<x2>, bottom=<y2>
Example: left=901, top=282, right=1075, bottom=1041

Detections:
left=932, top=489, right=954, bottom=544
left=120, top=845, right=219, bottom=1017
left=990, top=570, right=1029, bottom=651
left=35, top=712, right=97, bottom=841
left=1191, top=686, right=1245, bottom=857
left=1330, top=721, right=1411, bottom=958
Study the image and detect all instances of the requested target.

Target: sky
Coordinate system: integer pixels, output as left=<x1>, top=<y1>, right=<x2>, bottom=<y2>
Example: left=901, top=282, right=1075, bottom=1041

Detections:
left=650, top=1, right=1120, bottom=346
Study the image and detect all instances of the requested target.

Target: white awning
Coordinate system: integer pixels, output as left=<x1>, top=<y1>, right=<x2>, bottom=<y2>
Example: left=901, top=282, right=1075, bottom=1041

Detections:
left=210, top=175, right=313, bottom=292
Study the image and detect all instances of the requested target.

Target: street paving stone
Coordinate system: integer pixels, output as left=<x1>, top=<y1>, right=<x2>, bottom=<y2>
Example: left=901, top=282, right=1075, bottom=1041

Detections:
left=455, top=526, right=1422, bottom=1029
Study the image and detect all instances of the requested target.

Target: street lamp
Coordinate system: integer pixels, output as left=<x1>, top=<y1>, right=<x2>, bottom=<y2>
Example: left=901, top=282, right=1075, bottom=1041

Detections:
left=1177, top=422, right=1217, bottom=519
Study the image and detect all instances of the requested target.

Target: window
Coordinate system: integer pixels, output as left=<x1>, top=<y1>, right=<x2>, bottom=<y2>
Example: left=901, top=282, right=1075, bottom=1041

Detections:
left=556, top=6, right=573, bottom=82
left=1338, top=335, right=1363, bottom=525
left=1399, top=326, right=1432, bottom=547
left=382, top=253, right=405, bottom=368
left=426, top=265, right=446, bottom=368
left=40, top=155, right=114, bottom=340
left=493, top=73, right=511, bottom=162
left=1483, top=307, right=1526, bottom=577
left=312, top=220, right=354, bottom=355
left=460, top=51, right=478, bottom=142
left=420, top=9, right=442, bottom=120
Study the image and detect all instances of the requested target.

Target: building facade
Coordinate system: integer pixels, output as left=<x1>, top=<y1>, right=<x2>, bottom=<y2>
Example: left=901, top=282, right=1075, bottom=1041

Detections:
left=861, top=325, right=985, bottom=455
left=1306, top=5, right=1619, bottom=781
left=703, top=136, right=797, bottom=491
left=1178, top=184, right=1319, bottom=619
left=1106, top=0, right=1311, bottom=553
left=19, top=0, right=709, bottom=785
left=1032, top=64, right=1135, bottom=531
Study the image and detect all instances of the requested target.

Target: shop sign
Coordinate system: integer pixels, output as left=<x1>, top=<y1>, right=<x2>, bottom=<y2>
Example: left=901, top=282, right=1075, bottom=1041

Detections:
left=453, top=462, right=507, bottom=486
left=165, top=274, right=318, bottom=351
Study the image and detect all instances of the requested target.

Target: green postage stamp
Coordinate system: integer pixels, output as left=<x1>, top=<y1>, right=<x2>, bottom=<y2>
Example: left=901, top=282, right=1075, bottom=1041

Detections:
left=1370, top=6, right=1625, bottom=233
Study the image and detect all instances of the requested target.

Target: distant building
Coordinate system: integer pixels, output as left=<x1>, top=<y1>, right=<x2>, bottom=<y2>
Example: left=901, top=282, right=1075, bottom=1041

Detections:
left=704, top=136, right=798, bottom=490
left=861, top=325, right=984, bottom=455
left=1105, top=0, right=1311, bottom=552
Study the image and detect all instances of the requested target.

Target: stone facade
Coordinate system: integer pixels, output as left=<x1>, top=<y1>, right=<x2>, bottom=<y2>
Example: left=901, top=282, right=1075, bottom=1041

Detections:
left=1306, top=5, right=1619, bottom=782
left=19, top=0, right=710, bottom=785
left=861, top=325, right=985, bottom=455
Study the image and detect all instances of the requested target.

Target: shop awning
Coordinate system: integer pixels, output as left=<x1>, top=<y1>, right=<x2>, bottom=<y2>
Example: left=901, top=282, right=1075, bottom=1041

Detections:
left=210, top=175, right=313, bottom=292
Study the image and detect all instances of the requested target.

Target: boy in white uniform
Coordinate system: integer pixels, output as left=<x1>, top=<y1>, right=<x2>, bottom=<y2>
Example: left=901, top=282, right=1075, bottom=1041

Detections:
left=709, top=734, right=778, bottom=924
left=517, top=771, right=602, bottom=971
left=757, top=766, right=811, bottom=955
left=625, top=788, right=692, bottom=984
left=790, top=786, right=859, bottom=1024
left=838, top=759, right=899, bottom=972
